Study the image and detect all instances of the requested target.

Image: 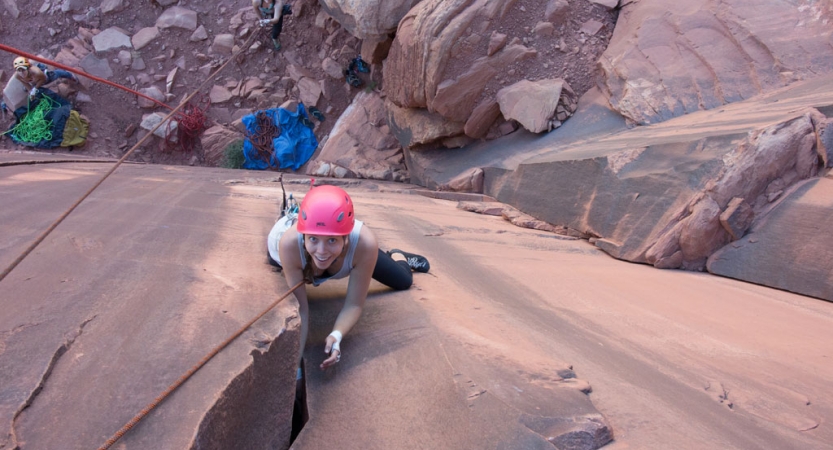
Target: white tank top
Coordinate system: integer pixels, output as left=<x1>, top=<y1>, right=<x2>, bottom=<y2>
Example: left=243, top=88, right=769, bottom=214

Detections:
left=267, top=217, right=363, bottom=287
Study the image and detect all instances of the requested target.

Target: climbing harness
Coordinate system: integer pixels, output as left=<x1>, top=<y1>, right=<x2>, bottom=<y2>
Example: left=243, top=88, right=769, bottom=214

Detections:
left=96, top=280, right=304, bottom=450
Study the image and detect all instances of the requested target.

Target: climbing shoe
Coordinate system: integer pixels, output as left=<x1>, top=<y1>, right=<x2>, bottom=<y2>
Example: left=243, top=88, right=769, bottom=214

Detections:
left=309, top=106, right=325, bottom=122
left=344, top=69, right=363, bottom=87
left=388, top=249, right=430, bottom=273
left=272, top=38, right=282, bottom=51
left=353, top=56, right=370, bottom=73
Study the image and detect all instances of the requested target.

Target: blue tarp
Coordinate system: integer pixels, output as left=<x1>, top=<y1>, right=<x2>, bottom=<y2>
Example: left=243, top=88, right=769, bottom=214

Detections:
left=242, top=103, right=318, bottom=170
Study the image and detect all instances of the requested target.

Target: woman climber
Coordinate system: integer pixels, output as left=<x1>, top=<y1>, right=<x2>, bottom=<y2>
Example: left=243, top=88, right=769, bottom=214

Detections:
left=12, top=56, right=77, bottom=99
left=253, top=0, right=290, bottom=51
left=267, top=184, right=429, bottom=370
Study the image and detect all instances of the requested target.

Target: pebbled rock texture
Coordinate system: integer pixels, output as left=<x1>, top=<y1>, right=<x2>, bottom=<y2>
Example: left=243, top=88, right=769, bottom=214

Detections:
left=599, top=0, right=833, bottom=125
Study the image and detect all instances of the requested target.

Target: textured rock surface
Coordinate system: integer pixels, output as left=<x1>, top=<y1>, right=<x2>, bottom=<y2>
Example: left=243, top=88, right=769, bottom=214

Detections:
left=410, top=72, right=833, bottom=300
left=383, top=0, right=616, bottom=144
left=708, top=177, right=833, bottom=301
left=0, top=163, right=300, bottom=450
left=599, top=0, right=833, bottom=125
left=496, top=79, right=578, bottom=133
left=312, top=91, right=407, bottom=181
left=318, top=0, right=422, bottom=39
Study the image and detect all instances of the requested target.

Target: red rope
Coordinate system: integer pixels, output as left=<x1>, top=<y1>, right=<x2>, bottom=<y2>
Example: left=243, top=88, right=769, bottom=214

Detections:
left=166, top=94, right=210, bottom=153
left=0, top=43, right=172, bottom=110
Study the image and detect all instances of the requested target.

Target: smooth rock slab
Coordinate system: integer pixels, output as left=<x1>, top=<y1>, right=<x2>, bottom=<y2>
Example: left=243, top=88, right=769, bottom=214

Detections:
left=0, top=163, right=301, bottom=450
left=708, top=177, right=833, bottom=301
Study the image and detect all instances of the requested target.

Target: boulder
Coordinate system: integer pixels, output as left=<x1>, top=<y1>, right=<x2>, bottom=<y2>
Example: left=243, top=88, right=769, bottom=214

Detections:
left=464, top=100, right=501, bottom=139
left=116, top=50, right=133, bottom=67
left=318, top=0, right=423, bottom=39
left=140, top=112, right=179, bottom=142
left=190, top=25, right=209, bottom=41
left=156, top=6, right=199, bottom=31
left=79, top=53, right=113, bottom=79
left=131, top=27, right=160, bottom=50
left=321, top=57, right=344, bottom=80
left=598, top=0, right=833, bottom=125
left=297, top=77, right=323, bottom=107
left=383, top=0, right=615, bottom=140
left=210, top=85, right=234, bottom=104
left=313, top=91, right=407, bottom=181
left=439, top=167, right=484, bottom=193
left=91, top=27, right=132, bottom=52
left=211, top=34, right=235, bottom=56
left=100, top=0, right=126, bottom=14
left=811, top=114, right=833, bottom=168
left=385, top=98, right=465, bottom=149
left=496, top=79, right=577, bottom=133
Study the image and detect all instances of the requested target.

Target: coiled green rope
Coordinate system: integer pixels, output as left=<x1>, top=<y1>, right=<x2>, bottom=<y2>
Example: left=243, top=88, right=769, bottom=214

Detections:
left=3, top=95, right=59, bottom=143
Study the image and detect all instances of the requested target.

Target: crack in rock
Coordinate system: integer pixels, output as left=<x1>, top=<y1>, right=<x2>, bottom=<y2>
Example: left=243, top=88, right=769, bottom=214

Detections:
left=8, top=316, right=96, bottom=449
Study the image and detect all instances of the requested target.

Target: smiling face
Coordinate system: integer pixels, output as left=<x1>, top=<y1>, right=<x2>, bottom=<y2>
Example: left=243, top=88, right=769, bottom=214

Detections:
left=304, top=234, right=346, bottom=270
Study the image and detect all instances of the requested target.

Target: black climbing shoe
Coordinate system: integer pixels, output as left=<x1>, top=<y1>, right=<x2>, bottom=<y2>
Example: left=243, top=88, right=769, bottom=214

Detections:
left=388, top=249, right=430, bottom=273
left=344, top=69, right=363, bottom=87
left=309, top=106, right=325, bottom=122
left=352, top=56, right=370, bottom=73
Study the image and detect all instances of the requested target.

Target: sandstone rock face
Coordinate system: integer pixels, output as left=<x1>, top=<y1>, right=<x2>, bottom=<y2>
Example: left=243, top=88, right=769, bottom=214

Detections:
left=201, top=124, right=243, bottom=166
left=599, top=0, right=833, bottom=125
left=488, top=108, right=826, bottom=273
left=385, top=97, right=465, bottom=148
left=496, top=79, right=578, bottom=133
left=311, top=91, right=407, bottom=181
left=383, top=0, right=616, bottom=144
left=643, top=113, right=820, bottom=270
left=319, top=0, right=422, bottom=39
left=708, top=177, right=833, bottom=301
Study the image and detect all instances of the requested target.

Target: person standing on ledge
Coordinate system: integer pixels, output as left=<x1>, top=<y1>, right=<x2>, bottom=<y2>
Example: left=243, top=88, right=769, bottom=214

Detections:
left=253, top=0, right=289, bottom=51
left=267, top=185, right=430, bottom=370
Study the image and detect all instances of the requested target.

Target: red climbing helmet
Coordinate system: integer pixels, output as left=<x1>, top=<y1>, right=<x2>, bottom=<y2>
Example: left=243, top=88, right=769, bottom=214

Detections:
left=297, top=185, right=355, bottom=236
